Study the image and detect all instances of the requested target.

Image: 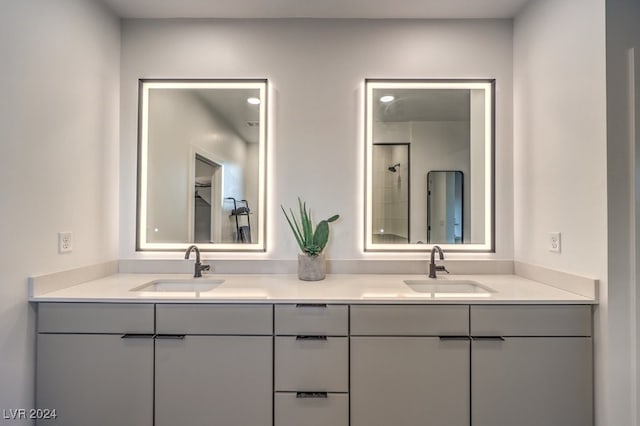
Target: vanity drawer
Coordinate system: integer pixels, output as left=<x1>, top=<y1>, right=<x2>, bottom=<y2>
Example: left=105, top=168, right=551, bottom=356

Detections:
left=350, top=305, right=469, bottom=336
left=275, top=304, right=348, bottom=336
left=274, top=392, right=348, bottom=426
left=275, top=336, right=348, bottom=392
left=37, top=303, right=154, bottom=334
left=156, top=304, right=272, bottom=335
left=470, top=305, right=592, bottom=337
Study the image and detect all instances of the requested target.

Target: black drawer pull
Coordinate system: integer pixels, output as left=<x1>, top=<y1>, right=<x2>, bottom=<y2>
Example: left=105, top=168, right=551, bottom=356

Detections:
left=472, top=336, right=505, bottom=341
left=296, top=335, right=328, bottom=341
left=155, top=334, right=186, bottom=340
left=296, top=392, right=328, bottom=399
left=121, top=333, right=155, bottom=339
left=295, top=303, right=327, bottom=308
left=439, top=336, right=470, bottom=341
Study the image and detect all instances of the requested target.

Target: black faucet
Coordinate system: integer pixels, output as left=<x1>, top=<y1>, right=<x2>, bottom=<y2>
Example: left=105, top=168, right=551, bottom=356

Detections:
left=428, top=245, right=449, bottom=278
left=184, top=245, right=210, bottom=278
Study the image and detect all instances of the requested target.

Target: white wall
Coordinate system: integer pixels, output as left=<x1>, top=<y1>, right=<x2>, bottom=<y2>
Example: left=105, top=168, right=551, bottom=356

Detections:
left=513, top=0, right=608, bottom=423
left=120, top=18, right=514, bottom=260
left=604, top=0, right=640, bottom=425
left=513, top=0, right=607, bottom=274
left=0, top=0, right=120, bottom=411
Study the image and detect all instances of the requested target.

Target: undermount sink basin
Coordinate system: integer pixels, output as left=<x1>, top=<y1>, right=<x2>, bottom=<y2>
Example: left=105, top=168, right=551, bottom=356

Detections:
left=403, top=279, right=495, bottom=297
left=131, top=278, right=225, bottom=292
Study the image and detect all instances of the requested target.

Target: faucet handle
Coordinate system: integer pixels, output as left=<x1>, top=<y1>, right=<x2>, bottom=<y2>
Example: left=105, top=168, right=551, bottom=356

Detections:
left=435, top=265, right=450, bottom=274
left=200, top=264, right=211, bottom=273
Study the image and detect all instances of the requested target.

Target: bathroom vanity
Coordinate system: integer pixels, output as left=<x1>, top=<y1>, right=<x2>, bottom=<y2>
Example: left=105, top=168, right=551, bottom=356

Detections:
left=31, top=273, right=595, bottom=426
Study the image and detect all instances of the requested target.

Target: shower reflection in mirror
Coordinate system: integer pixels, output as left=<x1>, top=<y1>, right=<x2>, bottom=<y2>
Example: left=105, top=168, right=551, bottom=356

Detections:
left=366, top=79, right=493, bottom=250
left=372, top=143, right=410, bottom=243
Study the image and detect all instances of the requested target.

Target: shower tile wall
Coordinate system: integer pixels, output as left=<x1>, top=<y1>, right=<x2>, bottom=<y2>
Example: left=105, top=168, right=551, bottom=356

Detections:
left=372, top=144, right=409, bottom=243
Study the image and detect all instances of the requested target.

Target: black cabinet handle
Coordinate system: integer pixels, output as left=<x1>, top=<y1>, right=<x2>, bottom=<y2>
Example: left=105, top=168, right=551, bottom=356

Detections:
left=121, top=334, right=189, bottom=340
left=295, top=303, right=327, bottom=308
left=155, top=334, right=186, bottom=340
left=296, top=392, right=328, bottom=399
left=296, top=335, right=328, bottom=341
left=121, top=333, right=155, bottom=339
left=472, top=336, right=505, bottom=341
left=438, top=336, right=470, bottom=341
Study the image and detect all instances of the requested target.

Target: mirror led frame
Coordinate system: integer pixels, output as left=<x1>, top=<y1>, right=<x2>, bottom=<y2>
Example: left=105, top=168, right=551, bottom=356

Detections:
left=137, top=79, right=268, bottom=252
left=364, top=79, right=495, bottom=252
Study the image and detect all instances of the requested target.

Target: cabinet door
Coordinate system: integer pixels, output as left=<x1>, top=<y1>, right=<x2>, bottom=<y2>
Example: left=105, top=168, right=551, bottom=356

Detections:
left=351, top=336, right=470, bottom=426
left=156, top=304, right=272, bottom=335
left=472, top=337, right=593, bottom=426
left=155, top=335, right=272, bottom=426
left=38, top=303, right=154, bottom=333
left=275, top=336, right=348, bottom=392
left=36, top=334, right=154, bottom=426
left=275, top=304, right=348, bottom=335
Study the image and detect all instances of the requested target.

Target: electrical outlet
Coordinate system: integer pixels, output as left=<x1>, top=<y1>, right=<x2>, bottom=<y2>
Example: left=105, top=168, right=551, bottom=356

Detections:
left=58, top=232, right=72, bottom=253
left=549, top=232, right=561, bottom=253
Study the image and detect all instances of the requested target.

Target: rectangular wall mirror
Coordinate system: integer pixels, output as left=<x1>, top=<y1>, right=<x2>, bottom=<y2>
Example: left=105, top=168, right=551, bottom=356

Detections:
left=365, top=79, right=494, bottom=252
left=137, top=79, right=267, bottom=251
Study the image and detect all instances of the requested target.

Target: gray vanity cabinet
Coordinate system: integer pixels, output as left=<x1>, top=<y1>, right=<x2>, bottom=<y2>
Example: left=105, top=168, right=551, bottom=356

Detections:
left=349, top=305, right=471, bottom=426
left=36, top=303, right=155, bottom=426
left=35, top=300, right=594, bottom=426
left=154, top=304, right=273, bottom=426
left=36, top=303, right=273, bottom=426
left=470, top=305, right=593, bottom=426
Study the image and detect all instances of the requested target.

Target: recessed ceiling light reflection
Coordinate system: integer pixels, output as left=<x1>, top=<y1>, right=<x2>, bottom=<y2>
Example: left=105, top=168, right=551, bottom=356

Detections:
left=247, top=97, right=261, bottom=105
left=380, top=95, right=394, bottom=103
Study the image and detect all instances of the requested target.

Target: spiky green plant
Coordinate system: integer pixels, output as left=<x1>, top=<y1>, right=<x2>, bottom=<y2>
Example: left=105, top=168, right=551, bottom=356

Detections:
left=281, top=198, right=339, bottom=256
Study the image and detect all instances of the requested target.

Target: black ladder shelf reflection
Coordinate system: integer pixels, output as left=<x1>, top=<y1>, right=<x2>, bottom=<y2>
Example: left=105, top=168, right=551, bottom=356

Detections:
left=226, top=197, right=252, bottom=243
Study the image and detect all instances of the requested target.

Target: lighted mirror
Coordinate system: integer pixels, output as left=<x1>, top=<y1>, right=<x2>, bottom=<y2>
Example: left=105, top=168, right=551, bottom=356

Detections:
left=365, top=80, right=494, bottom=252
left=137, top=79, right=267, bottom=251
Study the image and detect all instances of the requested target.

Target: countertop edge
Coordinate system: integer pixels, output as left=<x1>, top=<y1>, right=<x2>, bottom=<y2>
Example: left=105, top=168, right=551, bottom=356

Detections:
left=29, top=297, right=597, bottom=305
left=28, top=272, right=598, bottom=305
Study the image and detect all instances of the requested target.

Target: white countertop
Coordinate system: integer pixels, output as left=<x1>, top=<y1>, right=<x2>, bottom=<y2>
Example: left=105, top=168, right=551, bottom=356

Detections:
left=29, top=273, right=597, bottom=304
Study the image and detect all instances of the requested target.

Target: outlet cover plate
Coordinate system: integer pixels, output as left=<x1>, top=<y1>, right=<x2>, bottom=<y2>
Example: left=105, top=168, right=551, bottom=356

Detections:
left=58, top=232, right=72, bottom=253
left=549, top=232, right=561, bottom=253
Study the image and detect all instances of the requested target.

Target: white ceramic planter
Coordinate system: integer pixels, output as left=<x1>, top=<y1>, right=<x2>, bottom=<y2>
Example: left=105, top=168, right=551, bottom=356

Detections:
left=298, top=253, right=326, bottom=281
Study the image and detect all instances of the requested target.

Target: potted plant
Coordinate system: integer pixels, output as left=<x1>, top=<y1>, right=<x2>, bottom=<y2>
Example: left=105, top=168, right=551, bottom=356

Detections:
left=281, top=198, right=339, bottom=281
